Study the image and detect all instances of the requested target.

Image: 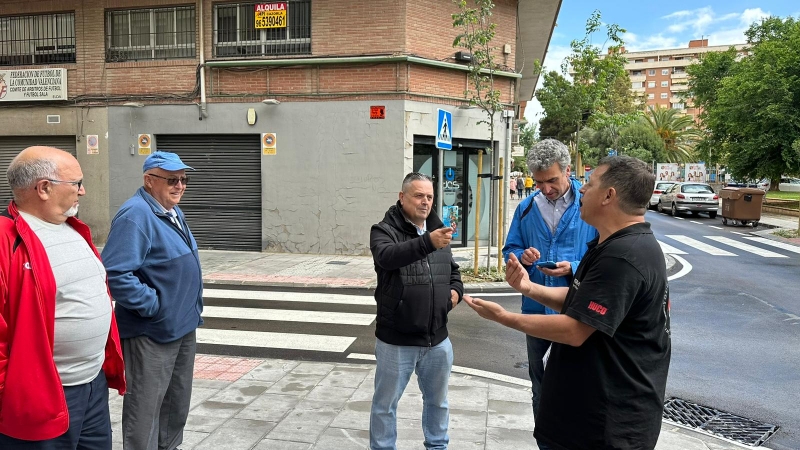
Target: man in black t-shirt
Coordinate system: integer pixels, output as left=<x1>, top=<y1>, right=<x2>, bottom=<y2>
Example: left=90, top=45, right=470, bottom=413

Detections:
left=464, top=156, right=671, bottom=450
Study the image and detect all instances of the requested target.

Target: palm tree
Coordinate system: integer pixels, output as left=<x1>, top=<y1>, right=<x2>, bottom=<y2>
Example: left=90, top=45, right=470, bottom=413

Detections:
left=643, top=105, right=702, bottom=162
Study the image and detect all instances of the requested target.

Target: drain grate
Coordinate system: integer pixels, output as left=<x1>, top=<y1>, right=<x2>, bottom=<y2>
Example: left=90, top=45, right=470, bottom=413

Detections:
left=326, top=260, right=349, bottom=265
left=662, top=397, right=778, bottom=446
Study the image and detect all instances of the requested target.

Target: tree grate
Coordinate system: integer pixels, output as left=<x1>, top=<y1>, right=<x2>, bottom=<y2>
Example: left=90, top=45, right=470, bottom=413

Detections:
left=662, top=397, right=778, bottom=447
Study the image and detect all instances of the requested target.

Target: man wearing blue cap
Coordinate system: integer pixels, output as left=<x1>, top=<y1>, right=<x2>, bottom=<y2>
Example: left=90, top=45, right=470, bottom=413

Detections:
left=102, top=151, right=203, bottom=450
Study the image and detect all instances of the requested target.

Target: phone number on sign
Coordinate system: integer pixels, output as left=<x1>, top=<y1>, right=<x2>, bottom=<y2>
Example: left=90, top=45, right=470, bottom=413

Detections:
left=255, top=13, right=286, bottom=28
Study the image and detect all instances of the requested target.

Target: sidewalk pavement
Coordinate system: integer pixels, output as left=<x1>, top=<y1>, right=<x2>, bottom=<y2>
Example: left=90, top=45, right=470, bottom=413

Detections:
left=107, top=206, right=797, bottom=449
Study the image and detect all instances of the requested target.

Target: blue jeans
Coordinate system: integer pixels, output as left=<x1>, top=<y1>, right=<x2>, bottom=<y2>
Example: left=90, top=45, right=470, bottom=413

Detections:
left=526, top=333, right=552, bottom=418
left=0, top=371, right=111, bottom=449
left=370, top=337, right=454, bottom=450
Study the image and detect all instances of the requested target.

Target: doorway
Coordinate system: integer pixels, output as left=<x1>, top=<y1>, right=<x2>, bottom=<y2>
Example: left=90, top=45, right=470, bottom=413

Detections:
left=413, top=136, right=492, bottom=247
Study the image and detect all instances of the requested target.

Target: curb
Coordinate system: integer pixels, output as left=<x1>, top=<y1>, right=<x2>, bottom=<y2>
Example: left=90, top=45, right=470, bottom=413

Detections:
left=202, top=279, right=516, bottom=294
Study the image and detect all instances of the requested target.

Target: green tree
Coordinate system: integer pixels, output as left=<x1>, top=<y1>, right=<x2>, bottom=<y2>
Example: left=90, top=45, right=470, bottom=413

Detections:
left=535, top=10, right=634, bottom=177
left=618, top=119, right=667, bottom=162
left=688, top=16, right=800, bottom=183
left=643, top=105, right=700, bottom=162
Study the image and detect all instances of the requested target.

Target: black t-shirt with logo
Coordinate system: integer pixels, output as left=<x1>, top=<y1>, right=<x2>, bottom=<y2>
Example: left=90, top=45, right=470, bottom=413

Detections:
left=534, top=222, right=671, bottom=450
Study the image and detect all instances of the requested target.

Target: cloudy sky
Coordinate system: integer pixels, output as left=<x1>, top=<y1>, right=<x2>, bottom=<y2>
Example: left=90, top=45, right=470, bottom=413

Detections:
left=524, top=0, right=799, bottom=126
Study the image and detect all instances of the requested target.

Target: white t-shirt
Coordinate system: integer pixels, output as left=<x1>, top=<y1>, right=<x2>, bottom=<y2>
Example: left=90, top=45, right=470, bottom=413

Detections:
left=19, top=211, right=112, bottom=386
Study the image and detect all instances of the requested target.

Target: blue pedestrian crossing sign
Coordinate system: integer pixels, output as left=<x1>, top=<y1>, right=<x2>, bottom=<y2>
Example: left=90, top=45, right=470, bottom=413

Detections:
left=436, top=109, right=453, bottom=150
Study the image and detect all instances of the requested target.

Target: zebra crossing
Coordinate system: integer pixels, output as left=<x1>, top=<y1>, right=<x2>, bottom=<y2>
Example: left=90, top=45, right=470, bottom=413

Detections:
left=197, top=288, right=376, bottom=356
left=658, top=234, right=800, bottom=258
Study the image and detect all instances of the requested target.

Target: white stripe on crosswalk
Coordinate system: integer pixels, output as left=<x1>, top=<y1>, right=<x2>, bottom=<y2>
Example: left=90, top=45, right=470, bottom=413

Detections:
left=743, top=237, right=800, bottom=254
left=657, top=240, right=687, bottom=255
left=203, top=306, right=375, bottom=325
left=731, top=231, right=749, bottom=236
left=666, top=235, right=736, bottom=256
left=203, top=288, right=374, bottom=305
left=709, top=226, right=723, bottom=230
left=705, top=236, right=788, bottom=258
left=197, top=328, right=357, bottom=352
left=690, top=221, right=703, bottom=225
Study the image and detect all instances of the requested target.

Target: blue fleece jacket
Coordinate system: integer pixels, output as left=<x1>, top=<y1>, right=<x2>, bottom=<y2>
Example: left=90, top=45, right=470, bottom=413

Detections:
left=502, top=179, right=598, bottom=315
left=102, top=187, right=203, bottom=343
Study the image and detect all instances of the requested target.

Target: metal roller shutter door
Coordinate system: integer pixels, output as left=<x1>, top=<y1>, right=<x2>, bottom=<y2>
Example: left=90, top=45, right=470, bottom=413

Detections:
left=0, top=137, right=77, bottom=206
left=154, top=134, right=262, bottom=251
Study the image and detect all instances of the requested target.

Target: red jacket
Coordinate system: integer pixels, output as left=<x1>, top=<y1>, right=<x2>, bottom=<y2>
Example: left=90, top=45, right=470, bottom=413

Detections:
left=0, top=202, right=125, bottom=441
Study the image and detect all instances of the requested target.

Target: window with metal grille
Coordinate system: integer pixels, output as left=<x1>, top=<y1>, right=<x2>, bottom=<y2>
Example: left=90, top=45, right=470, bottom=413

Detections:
left=0, top=13, right=76, bottom=66
left=105, top=6, right=196, bottom=62
left=213, top=1, right=311, bottom=58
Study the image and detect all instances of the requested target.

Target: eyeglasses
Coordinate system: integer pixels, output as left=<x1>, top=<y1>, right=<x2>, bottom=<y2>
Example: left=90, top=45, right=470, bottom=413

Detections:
left=46, top=179, right=83, bottom=190
left=147, top=174, right=190, bottom=186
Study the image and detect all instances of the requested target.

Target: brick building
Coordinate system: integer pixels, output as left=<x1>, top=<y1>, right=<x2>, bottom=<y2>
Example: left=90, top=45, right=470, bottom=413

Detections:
left=0, top=0, right=560, bottom=254
left=624, top=39, right=747, bottom=119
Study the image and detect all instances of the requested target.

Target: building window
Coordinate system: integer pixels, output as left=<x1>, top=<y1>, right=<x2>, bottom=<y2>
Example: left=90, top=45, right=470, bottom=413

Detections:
left=648, top=58, right=655, bottom=62
left=648, top=93, right=655, bottom=99
left=0, top=12, right=76, bottom=66
left=105, top=6, right=196, bottom=62
left=661, top=69, right=669, bottom=75
left=634, top=59, right=644, bottom=63
left=632, top=82, right=644, bottom=88
left=213, top=1, right=311, bottom=57
left=672, top=102, right=684, bottom=110
left=647, top=81, right=655, bottom=88
left=648, top=69, right=655, bottom=76
left=632, top=70, right=642, bottom=76
left=660, top=93, right=668, bottom=99
left=661, top=81, right=669, bottom=87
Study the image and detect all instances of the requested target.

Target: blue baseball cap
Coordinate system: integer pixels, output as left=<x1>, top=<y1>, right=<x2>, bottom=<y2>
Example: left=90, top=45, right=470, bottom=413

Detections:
left=143, top=151, right=194, bottom=172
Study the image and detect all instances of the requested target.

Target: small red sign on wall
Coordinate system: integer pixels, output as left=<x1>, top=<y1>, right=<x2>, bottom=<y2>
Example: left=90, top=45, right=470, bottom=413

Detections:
left=370, top=106, right=385, bottom=119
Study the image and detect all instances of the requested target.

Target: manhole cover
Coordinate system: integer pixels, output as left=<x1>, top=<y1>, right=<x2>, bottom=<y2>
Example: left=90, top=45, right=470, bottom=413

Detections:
left=662, top=398, right=778, bottom=446
left=326, top=261, right=349, bottom=265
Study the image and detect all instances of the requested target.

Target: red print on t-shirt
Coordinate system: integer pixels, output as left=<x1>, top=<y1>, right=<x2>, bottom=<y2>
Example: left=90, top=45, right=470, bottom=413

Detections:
left=588, top=301, right=608, bottom=315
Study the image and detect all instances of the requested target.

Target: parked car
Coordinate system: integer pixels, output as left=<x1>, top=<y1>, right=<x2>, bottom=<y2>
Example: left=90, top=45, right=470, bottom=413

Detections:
left=778, top=177, right=800, bottom=192
left=726, top=178, right=770, bottom=190
left=650, top=181, right=676, bottom=209
left=657, top=182, right=719, bottom=218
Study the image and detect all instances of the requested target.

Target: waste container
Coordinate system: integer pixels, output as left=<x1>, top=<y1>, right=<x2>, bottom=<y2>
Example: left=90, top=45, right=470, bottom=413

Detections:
left=719, top=187, right=765, bottom=227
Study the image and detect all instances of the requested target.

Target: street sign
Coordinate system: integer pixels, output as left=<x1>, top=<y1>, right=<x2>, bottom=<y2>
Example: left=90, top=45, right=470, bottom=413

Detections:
left=370, top=105, right=385, bottom=119
left=511, top=145, right=524, bottom=156
left=608, top=149, right=618, bottom=156
left=436, top=109, right=452, bottom=150
left=584, top=165, right=591, bottom=172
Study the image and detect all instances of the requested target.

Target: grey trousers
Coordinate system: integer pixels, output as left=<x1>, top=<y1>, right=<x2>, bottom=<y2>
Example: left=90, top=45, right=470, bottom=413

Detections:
left=122, top=331, right=196, bottom=450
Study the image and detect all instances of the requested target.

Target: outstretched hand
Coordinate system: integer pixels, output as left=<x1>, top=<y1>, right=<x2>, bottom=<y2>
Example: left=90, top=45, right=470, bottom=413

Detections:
left=506, top=253, right=533, bottom=295
left=463, top=294, right=507, bottom=323
left=430, top=226, right=454, bottom=249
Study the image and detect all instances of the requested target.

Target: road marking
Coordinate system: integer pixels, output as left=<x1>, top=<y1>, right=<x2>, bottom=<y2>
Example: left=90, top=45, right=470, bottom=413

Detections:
left=666, top=235, right=736, bottom=256
left=203, top=306, right=375, bottom=326
left=197, top=328, right=356, bottom=352
left=731, top=231, right=749, bottom=236
left=705, top=236, right=788, bottom=258
left=743, top=237, right=800, bottom=254
left=203, top=288, right=374, bottom=305
left=668, top=254, right=692, bottom=281
left=657, top=240, right=687, bottom=255
left=674, top=217, right=685, bottom=220
left=708, top=226, right=723, bottom=230
left=690, top=221, right=703, bottom=225
left=347, top=353, right=529, bottom=387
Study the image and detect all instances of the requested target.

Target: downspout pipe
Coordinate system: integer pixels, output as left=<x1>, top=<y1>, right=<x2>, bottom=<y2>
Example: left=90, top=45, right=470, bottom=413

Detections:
left=198, top=0, right=209, bottom=119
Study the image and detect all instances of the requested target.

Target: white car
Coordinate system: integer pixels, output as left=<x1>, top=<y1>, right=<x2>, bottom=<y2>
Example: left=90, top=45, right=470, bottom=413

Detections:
left=650, top=181, right=675, bottom=209
left=779, top=177, right=800, bottom=192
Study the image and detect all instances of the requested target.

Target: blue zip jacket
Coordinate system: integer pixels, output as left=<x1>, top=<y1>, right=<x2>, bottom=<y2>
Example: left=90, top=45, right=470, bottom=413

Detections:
left=101, top=187, right=203, bottom=343
left=502, top=178, right=597, bottom=315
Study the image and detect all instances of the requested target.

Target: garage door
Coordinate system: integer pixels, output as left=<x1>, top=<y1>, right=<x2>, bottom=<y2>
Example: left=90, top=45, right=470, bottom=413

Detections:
left=154, top=135, right=262, bottom=251
left=0, top=137, right=77, bottom=206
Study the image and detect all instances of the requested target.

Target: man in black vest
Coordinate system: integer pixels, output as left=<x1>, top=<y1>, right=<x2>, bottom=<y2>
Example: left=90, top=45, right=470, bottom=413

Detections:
left=369, top=172, right=463, bottom=450
left=465, top=156, right=671, bottom=450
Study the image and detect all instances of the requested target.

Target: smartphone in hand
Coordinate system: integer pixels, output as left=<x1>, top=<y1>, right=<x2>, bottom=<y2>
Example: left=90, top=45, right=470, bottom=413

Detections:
left=535, top=261, right=558, bottom=269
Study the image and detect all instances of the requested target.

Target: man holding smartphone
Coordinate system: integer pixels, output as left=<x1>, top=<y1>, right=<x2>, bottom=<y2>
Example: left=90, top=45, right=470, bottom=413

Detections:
left=368, top=172, right=463, bottom=450
left=502, top=139, right=598, bottom=426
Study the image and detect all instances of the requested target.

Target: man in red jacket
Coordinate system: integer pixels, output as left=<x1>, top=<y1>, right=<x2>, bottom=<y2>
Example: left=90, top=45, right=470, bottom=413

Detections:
left=0, top=146, right=125, bottom=449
